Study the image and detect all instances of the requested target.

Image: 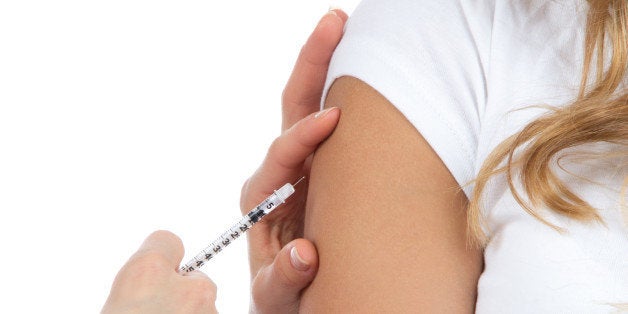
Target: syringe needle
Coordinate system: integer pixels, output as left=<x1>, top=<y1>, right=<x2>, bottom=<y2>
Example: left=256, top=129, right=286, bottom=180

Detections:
left=293, top=176, right=306, bottom=187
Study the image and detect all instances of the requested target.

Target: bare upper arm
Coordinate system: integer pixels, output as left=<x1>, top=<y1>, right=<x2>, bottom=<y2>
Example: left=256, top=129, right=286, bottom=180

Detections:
left=300, top=76, right=483, bottom=312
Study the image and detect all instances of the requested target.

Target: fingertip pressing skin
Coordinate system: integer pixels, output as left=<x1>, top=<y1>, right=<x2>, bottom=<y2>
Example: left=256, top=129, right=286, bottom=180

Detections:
left=272, top=106, right=340, bottom=170
left=297, top=107, right=340, bottom=146
left=251, top=241, right=318, bottom=312
left=289, top=238, right=319, bottom=271
left=271, top=240, right=319, bottom=288
left=290, top=246, right=310, bottom=271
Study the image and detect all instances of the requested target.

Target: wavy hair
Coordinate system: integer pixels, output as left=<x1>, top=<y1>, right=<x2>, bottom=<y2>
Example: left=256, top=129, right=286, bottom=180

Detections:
left=467, top=0, right=628, bottom=247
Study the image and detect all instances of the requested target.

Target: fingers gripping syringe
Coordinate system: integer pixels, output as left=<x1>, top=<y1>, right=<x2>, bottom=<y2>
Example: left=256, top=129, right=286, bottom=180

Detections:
left=179, top=177, right=304, bottom=274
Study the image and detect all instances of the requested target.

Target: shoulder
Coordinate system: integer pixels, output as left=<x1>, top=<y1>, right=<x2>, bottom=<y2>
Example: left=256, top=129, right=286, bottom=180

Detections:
left=320, top=1, right=497, bottom=195
left=325, top=0, right=495, bottom=104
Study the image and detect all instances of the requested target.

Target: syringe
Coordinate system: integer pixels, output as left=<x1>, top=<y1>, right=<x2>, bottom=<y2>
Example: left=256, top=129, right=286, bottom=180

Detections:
left=179, top=177, right=304, bottom=274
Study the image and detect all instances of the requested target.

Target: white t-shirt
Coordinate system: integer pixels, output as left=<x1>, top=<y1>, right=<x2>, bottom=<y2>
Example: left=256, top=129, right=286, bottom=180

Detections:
left=321, top=0, right=628, bottom=312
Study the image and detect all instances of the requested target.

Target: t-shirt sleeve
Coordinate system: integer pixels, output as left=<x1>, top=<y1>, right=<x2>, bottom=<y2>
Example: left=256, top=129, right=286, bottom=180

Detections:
left=321, top=0, right=492, bottom=198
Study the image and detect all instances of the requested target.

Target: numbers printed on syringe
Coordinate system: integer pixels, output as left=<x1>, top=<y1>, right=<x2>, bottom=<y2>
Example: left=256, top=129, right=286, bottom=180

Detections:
left=179, top=181, right=298, bottom=274
left=183, top=203, right=275, bottom=272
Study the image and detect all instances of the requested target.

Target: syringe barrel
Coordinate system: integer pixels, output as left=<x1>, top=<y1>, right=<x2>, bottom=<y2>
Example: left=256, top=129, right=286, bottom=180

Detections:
left=179, top=183, right=296, bottom=273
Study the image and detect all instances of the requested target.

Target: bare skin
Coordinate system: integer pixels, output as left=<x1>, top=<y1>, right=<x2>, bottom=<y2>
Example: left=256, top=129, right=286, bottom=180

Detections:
left=300, top=76, right=485, bottom=312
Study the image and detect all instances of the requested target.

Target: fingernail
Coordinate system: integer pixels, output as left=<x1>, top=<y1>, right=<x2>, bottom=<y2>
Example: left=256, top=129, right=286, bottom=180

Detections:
left=290, top=246, right=310, bottom=271
left=327, top=7, right=338, bottom=16
left=314, top=107, right=336, bottom=119
left=317, top=8, right=336, bottom=29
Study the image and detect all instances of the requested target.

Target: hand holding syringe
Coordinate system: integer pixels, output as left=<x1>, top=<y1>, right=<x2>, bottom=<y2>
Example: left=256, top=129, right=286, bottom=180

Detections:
left=104, top=104, right=342, bottom=313
left=103, top=9, right=347, bottom=314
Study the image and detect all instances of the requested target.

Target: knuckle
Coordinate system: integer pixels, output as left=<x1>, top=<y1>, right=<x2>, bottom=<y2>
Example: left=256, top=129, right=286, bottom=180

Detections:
left=267, top=138, right=293, bottom=171
left=266, top=136, right=284, bottom=159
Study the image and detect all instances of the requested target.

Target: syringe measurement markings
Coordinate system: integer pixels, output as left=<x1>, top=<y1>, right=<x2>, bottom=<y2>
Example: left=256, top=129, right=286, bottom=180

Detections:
left=182, top=208, right=266, bottom=272
left=179, top=181, right=299, bottom=273
left=183, top=217, right=253, bottom=271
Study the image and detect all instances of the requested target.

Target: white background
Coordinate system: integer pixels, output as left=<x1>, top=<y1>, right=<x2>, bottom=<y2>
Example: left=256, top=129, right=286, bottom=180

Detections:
left=0, top=1, right=358, bottom=312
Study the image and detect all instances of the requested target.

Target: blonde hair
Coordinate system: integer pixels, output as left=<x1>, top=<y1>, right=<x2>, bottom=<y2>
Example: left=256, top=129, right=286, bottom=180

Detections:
left=467, top=0, right=628, bottom=247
